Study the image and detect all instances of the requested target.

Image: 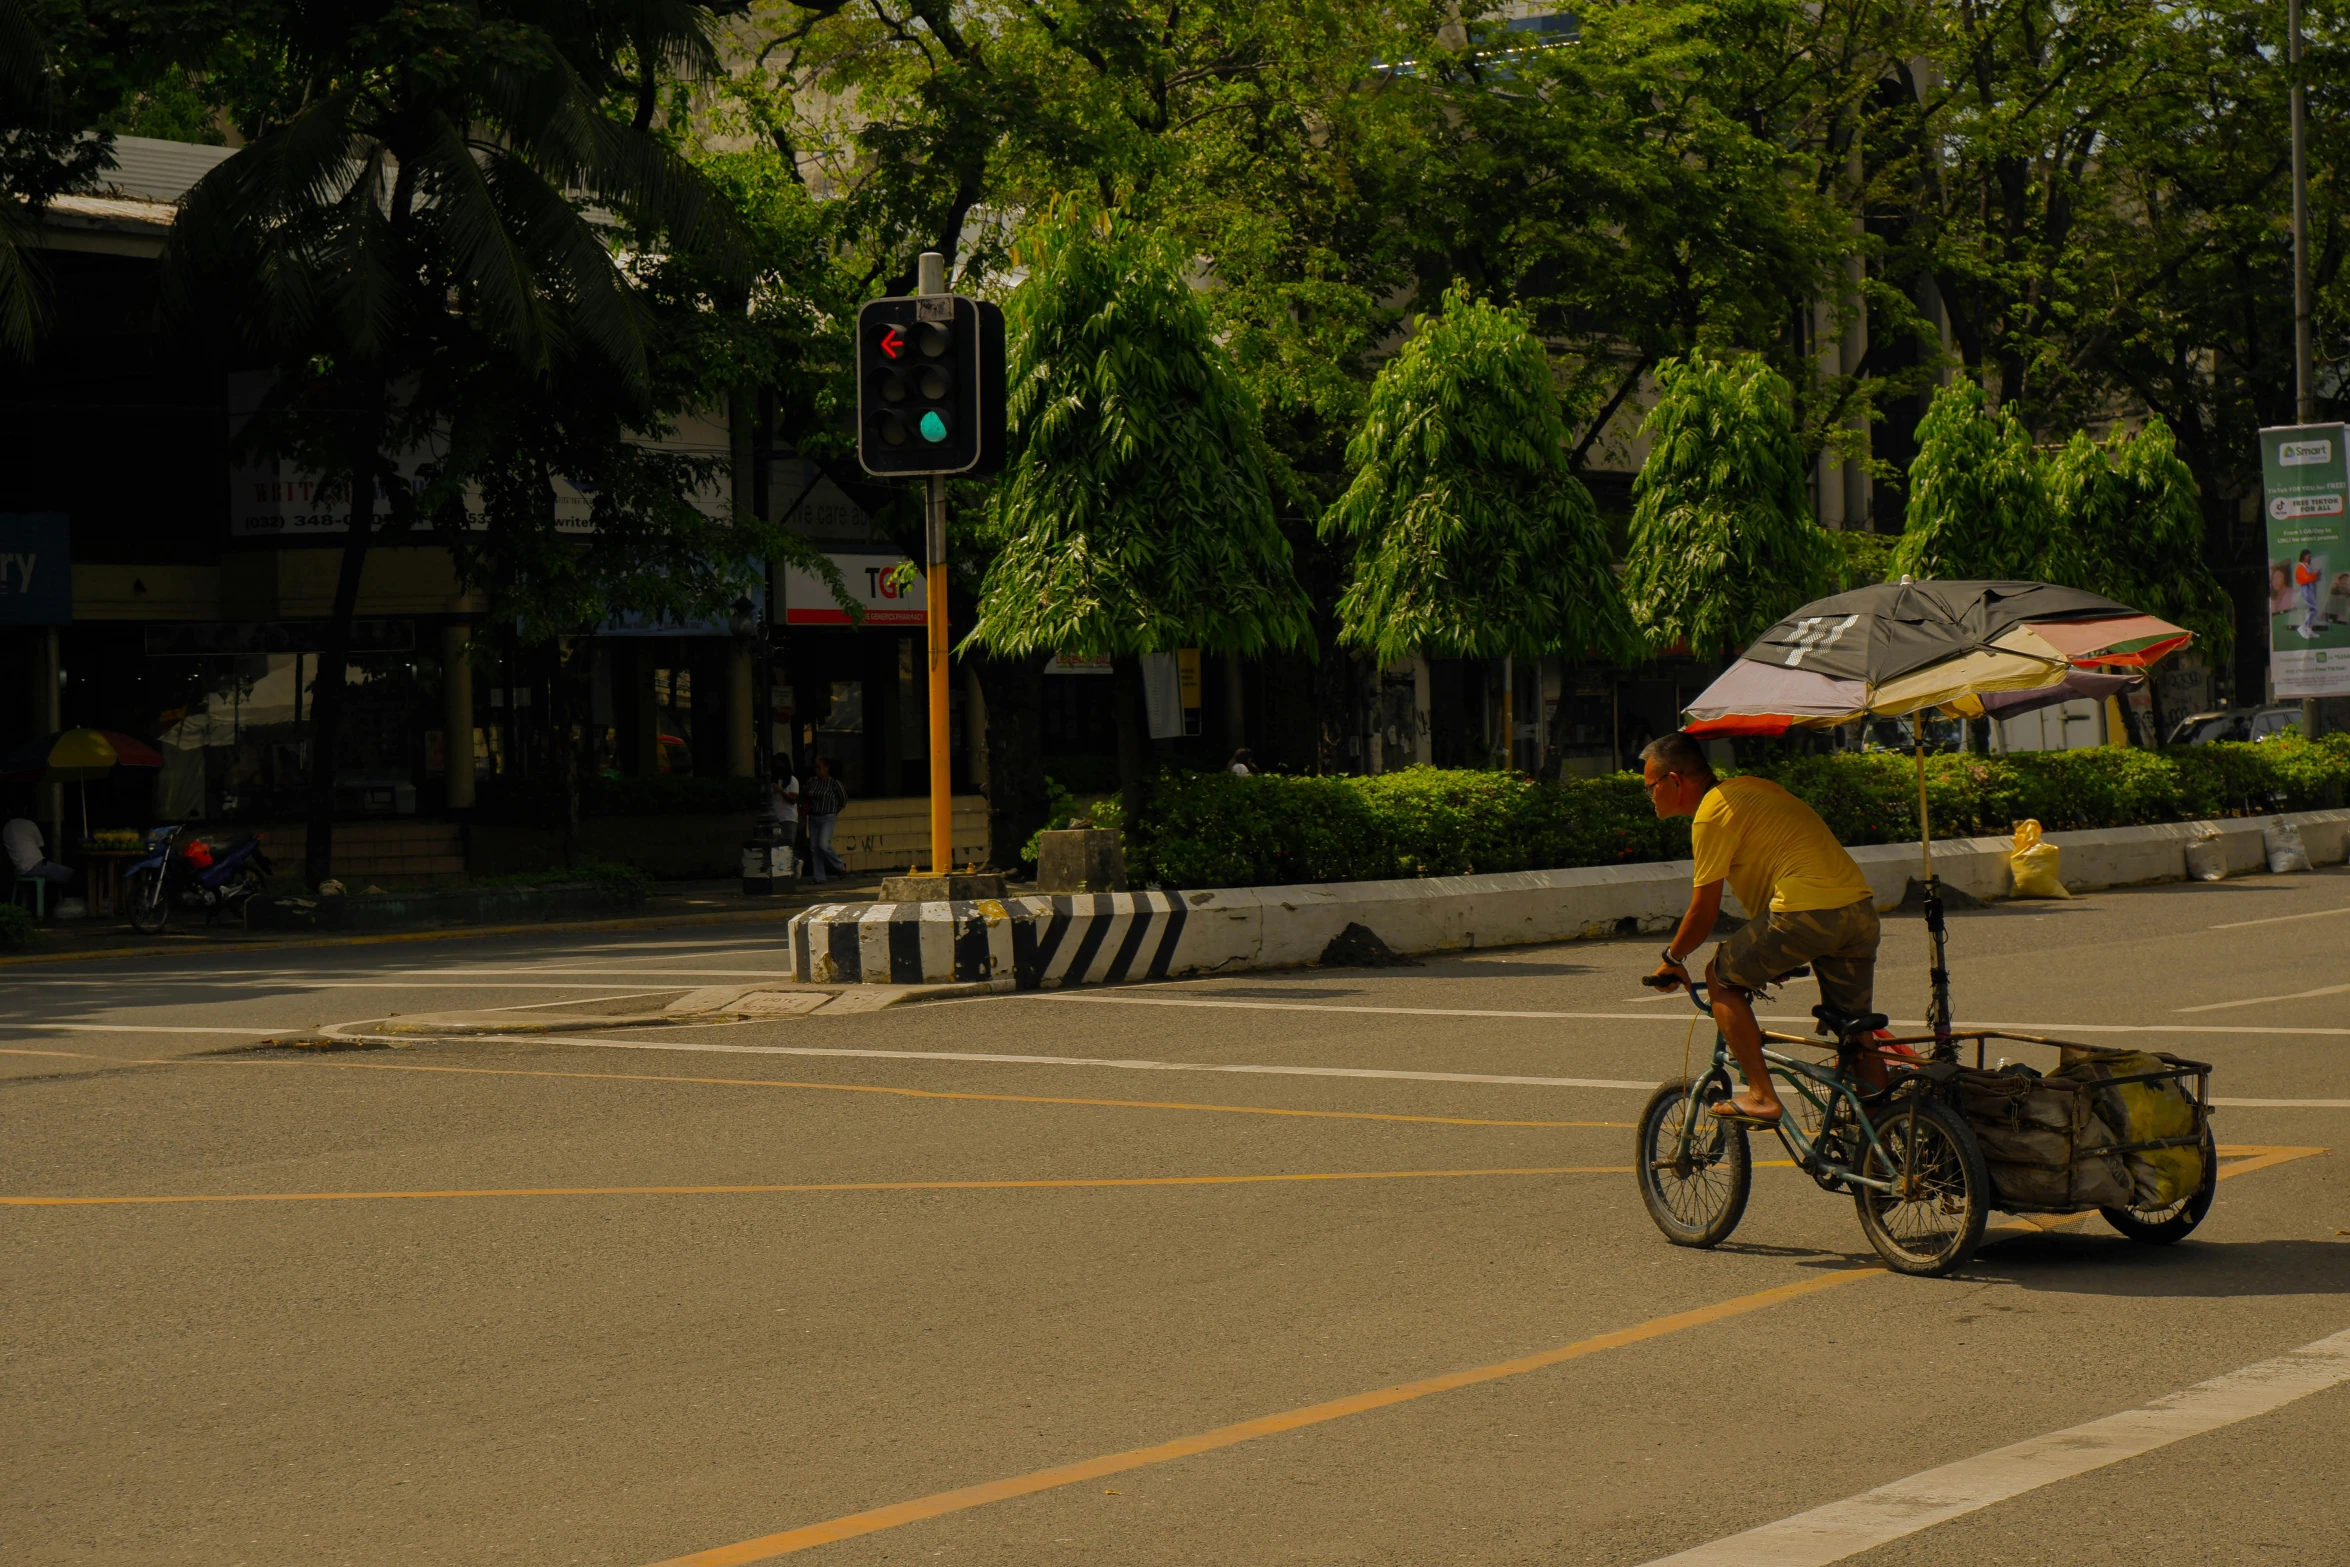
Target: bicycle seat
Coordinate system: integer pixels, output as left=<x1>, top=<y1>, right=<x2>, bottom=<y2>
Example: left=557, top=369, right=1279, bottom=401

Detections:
left=1813, top=1004, right=1889, bottom=1038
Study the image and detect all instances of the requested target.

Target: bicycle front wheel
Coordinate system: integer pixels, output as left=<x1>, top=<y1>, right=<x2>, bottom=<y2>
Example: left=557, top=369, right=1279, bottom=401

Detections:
left=1853, top=1095, right=1987, bottom=1277
left=1636, top=1079, right=1751, bottom=1248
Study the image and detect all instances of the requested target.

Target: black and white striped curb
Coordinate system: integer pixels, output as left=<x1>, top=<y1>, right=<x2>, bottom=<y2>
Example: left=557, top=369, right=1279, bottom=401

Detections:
left=789, top=892, right=1191, bottom=988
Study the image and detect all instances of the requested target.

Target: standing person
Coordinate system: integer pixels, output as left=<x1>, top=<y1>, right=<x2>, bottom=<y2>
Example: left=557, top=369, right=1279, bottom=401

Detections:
left=1227, top=747, right=1254, bottom=776
left=803, top=756, right=848, bottom=882
left=767, top=756, right=800, bottom=833
left=2296, top=551, right=2324, bottom=638
left=1641, top=732, right=1883, bottom=1124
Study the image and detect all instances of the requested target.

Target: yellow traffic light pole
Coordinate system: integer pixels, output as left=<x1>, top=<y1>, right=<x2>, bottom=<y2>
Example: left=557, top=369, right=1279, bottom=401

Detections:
left=925, top=472, right=952, bottom=874
left=916, top=253, right=954, bottom=876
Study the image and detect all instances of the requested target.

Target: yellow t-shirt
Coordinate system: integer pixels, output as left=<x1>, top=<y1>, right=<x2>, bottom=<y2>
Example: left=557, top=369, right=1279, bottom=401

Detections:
left=1690, top=776, right=1874, bottom=916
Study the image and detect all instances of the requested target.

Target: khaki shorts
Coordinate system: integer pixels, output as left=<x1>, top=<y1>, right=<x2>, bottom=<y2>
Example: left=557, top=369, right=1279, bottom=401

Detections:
left=1707, top=897, right=1880, bottom=1017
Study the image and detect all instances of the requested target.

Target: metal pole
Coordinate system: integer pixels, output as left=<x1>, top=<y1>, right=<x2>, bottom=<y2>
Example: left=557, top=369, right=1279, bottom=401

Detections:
left=2293, top=0, right=2324, bottom=740
left=917, top=250, right=953, bottom=875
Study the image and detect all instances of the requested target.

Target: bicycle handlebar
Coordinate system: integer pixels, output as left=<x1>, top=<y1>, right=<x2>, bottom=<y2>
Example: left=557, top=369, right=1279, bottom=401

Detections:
left=1641, top=963, right=1811, bottom=1012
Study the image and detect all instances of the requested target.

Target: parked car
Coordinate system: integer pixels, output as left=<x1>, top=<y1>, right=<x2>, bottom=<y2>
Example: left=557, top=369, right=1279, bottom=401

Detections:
left=2166, top=706, right=2303, bottom=745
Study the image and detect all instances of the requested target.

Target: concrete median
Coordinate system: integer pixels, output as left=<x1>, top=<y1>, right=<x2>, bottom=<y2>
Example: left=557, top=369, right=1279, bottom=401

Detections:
left=784, top=808, right=2350, bottom=988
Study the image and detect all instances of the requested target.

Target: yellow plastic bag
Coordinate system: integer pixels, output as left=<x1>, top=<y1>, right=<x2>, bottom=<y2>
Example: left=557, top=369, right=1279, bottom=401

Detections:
left=2010, top=819, right=2070, bottom=899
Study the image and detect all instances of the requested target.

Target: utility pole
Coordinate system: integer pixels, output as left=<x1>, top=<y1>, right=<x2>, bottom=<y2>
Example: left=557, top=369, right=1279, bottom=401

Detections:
left=2292, top=0, right=2325, bottom=738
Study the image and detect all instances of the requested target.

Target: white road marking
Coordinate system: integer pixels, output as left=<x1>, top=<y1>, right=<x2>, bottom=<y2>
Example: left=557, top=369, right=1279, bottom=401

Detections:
left=2176, top=981, right=2350, bottom=1013
left=390, top=967, right=791, bottom=979
left=2209, top=904, right=2350, bottom=930
left=1636, top=1326, right=2350, bottom=1567
left=1019, top=991, right=2350, bottom=1036
left=478, top=1035, right=1661, bottom=1091
left=0, top=1023, right=285, bottom=1036
left=2211, top=1096, right=2350, bottom=1108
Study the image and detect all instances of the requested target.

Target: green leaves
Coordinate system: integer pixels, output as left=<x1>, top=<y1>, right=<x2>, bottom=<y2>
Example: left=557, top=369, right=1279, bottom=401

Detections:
left=1622, top=351, right=1832, bottom=658
left=1323, top=283, right=1636, bottom=664
left=967, top=204, right=1313, bottom=659
left=1892, top=379, right=2058, bottom=582
left=1895, top=381, right=2232, bottom=661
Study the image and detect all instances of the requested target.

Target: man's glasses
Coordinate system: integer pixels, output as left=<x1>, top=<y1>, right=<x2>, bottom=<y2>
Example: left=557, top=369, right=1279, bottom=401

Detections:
left=1644, top=772, right=1678, bottom=796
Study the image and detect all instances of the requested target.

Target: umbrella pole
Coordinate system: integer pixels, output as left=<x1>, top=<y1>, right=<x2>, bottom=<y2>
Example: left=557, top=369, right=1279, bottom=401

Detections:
left=1914, top=732, right=1954, bottom=1058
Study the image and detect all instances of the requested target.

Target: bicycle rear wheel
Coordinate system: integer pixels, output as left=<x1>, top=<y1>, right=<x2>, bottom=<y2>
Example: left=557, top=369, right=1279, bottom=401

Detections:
left=1636, top=1079, right=1751, bottom=1248
left=1853, top=1095, right=1987, bottom=1277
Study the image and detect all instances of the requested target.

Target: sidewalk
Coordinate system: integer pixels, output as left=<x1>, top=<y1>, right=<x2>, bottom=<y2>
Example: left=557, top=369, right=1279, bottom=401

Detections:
left=0, top=872, right=893, bottom=966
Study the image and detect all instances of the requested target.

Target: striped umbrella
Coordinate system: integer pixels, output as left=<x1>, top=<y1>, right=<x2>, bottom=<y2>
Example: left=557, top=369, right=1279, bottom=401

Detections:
left=1676, top=579, right=2194, bottom=1052
left=1, top=729, right=166, bottom=846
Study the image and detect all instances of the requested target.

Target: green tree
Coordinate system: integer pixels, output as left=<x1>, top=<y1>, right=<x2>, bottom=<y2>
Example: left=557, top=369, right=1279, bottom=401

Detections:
left=1322, top=284, right=1635, bottom=770
left=1622, top=352, right=1833, bottom=657
left=163, top=0, right=735, bottom=886
left=1891, top=378, right=2058, bottom=582
left=968, top=205, right=1313, bottom=833
left=2046, top=415, right=2234, bottom=729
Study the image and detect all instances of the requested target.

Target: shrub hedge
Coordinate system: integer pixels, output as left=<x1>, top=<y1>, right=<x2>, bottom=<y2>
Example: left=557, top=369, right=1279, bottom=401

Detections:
left=1111, top=735, right=2350, bottom=889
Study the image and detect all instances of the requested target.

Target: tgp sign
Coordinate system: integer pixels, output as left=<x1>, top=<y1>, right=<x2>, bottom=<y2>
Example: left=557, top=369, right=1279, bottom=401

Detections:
left=0, top=513, right=71, bottom=626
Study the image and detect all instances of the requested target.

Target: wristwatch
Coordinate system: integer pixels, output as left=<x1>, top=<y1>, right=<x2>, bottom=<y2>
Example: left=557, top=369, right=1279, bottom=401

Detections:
left=1660, top=946, right=1686, bottom=969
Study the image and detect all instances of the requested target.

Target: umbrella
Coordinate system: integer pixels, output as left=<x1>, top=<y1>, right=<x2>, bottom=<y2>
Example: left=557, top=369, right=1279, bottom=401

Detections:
left=0, top=729, right=166, bottom=844
left=1677, top=580, right=2195, bottom=1053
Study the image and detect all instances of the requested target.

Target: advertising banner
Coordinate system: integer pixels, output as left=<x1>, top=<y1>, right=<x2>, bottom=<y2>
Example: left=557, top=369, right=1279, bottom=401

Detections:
left=0, top=512, right=71, bottom=626
left=782, top=552, right=925, bottom=626
left=2259, top=423, right=2350, bottom=698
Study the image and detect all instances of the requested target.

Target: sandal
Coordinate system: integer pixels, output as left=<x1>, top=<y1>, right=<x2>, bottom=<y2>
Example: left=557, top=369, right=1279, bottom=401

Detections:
left=1709, top=1100, right=1783, bottom=1127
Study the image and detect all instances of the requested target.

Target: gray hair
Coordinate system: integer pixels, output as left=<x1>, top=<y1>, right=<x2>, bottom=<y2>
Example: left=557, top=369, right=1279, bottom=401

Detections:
left=1640, top=731, right=1716, bottom=783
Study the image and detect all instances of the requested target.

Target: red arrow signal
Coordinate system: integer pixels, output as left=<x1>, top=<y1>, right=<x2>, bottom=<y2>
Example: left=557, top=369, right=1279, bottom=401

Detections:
left=879, top=325, right=905, bottom=360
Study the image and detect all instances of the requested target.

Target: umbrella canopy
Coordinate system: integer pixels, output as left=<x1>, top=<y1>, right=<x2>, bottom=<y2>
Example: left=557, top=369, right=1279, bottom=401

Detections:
left=0, top=728, right=165, bottom=783
left=1683, top=580, right=2191, bottom=736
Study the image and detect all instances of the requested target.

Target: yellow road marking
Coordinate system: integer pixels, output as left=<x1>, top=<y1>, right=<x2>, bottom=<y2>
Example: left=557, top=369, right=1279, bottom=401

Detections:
left=643, top=1268, right=1889, bottom=1566
left=204, top=1056, right=1633, bottom=1130
left=0, top=1165, right=1628, bottom=1208
left=641, top=1143, right=2327, bottom=1566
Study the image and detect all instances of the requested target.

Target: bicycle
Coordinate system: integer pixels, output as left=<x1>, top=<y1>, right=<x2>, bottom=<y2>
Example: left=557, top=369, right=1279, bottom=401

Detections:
left=1634, top=968, right=1991, bottom=1278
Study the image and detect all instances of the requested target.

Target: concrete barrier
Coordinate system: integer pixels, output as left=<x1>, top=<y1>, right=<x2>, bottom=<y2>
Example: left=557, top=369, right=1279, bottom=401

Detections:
left=784, top=809, right=2350, bottom=987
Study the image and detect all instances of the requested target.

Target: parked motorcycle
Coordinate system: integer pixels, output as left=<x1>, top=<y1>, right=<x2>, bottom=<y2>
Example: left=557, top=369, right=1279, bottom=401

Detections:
left=124, top=826, right=273, bottom=933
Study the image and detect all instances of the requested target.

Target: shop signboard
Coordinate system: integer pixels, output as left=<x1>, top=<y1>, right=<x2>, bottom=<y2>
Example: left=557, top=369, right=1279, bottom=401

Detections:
left=782, top=552, right=927, bottom=627
left=0, top=512, right=70, bottom=626
left=2260, top=422, right=2350, bottom=698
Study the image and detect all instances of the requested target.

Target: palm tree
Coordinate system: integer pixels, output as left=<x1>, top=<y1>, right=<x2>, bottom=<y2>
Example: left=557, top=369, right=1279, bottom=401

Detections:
left=164, top=0, right=736, bottom=886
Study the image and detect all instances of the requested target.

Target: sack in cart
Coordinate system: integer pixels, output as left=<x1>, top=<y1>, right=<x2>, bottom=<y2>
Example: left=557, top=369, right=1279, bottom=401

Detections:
left=1958, top=1047, right=2209, bottom=1213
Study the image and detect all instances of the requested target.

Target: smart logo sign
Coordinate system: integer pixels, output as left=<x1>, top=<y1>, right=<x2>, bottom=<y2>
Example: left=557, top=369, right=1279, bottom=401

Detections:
left=2259, top=423, right=2350, bottom=698
left=855, top=295, right=1006, bottom=478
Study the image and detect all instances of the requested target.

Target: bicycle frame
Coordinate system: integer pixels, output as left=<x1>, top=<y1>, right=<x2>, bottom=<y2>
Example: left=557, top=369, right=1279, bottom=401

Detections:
left=1663, top=977, right=1916, bottom=1198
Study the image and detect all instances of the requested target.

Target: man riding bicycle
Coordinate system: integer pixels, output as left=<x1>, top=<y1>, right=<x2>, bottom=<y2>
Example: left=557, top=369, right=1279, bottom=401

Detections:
left=1641, top=732, right=1884, bottom=1124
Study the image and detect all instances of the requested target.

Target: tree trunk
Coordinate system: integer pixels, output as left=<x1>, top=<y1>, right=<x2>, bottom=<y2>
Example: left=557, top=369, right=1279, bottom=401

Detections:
left=557, top=635, right=594, bottom=866
left=302, top=396, right=382, bottom=889
left=976, top=652, right=1050, bottom=875
left=1111, top=653, right=1152, bottom=861
left=1539, top=660, right=1574, bottom=783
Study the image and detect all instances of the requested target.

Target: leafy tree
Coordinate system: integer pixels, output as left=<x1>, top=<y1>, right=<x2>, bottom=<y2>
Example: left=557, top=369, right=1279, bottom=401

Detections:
left=1322, top=284, right=1635, bottom=771
left=2046, top=415, right=2234, bottom=730
left=163, top=0, right=736, bottom=886
left=1622, top=352, right=1833, bottom=657
left=1890, top=378, right=2058, bottom=582
left=1, top=0, right=123, bottom=356
left=968, top=204, right=1313, bottom=833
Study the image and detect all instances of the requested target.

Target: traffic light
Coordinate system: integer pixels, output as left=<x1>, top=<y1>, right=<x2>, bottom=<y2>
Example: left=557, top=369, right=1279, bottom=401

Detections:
left=856, top=295, right=1006, bottom=478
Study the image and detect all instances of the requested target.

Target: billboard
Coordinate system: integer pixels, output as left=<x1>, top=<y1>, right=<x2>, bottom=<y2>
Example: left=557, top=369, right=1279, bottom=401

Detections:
left=2259, top=423, right=2350, bottom=698
left=0, top=512, right=70, bottom=626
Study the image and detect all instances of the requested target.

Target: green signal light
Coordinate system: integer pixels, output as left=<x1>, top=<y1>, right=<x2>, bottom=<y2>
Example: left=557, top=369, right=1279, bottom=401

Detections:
left=919, top=411, right=948, bottom=443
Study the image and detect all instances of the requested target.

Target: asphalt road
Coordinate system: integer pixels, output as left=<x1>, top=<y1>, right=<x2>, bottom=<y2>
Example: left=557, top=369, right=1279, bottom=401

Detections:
left=4, top=870, right=2347, bottom=1567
